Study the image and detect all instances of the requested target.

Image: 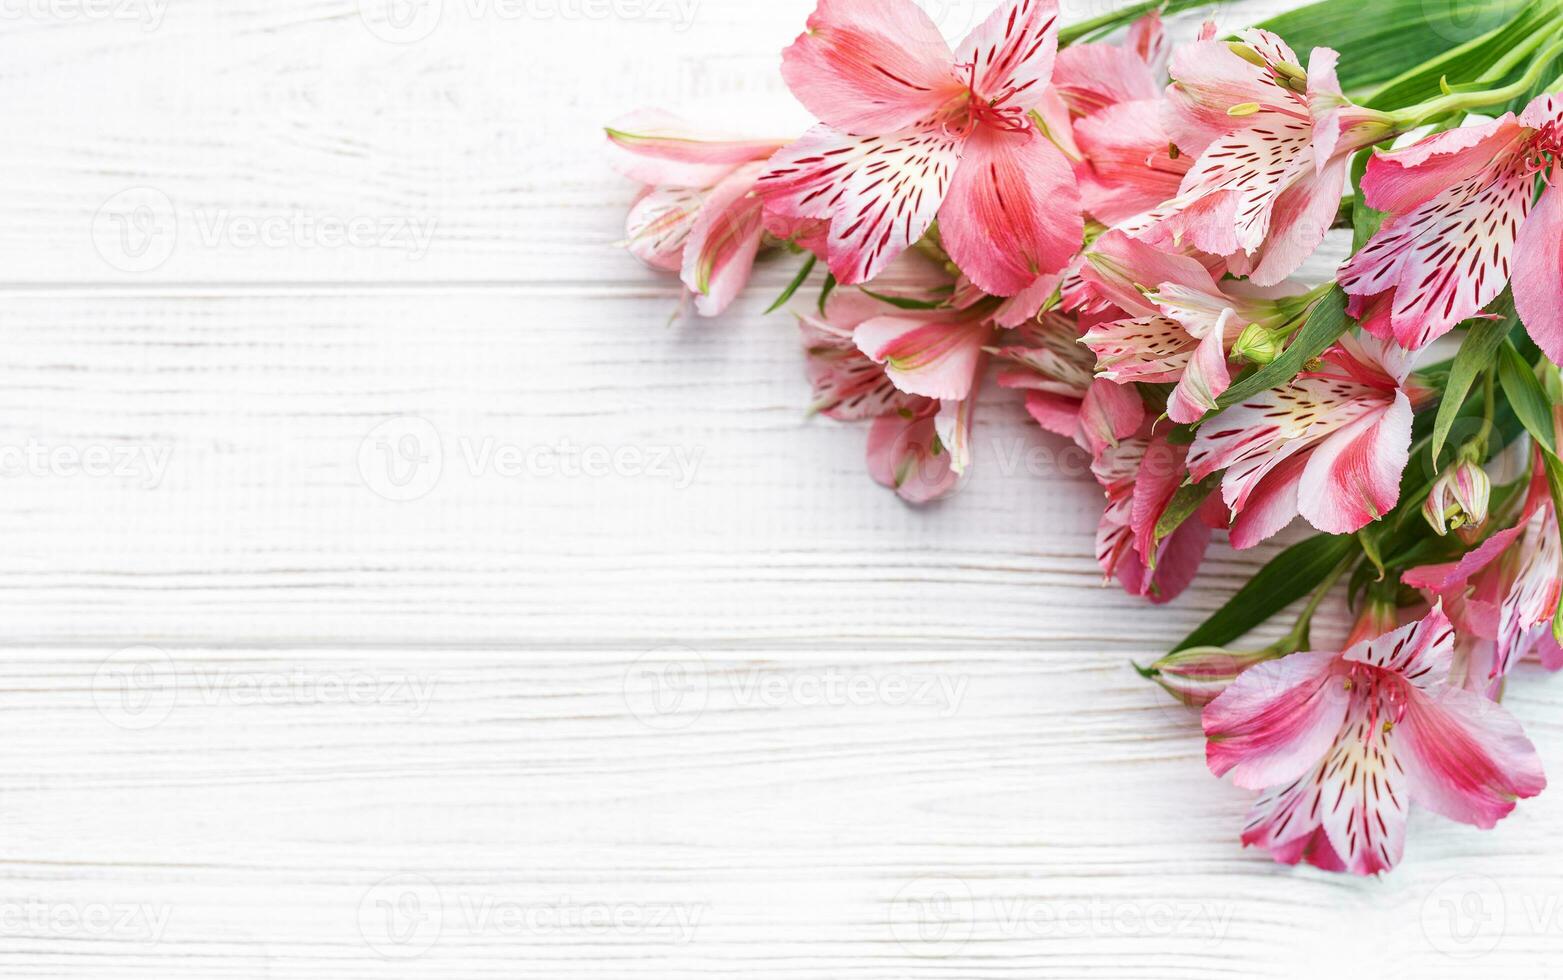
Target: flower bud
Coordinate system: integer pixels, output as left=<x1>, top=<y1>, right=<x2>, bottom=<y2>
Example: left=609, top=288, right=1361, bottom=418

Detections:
left=1232, top=323, right=1282, bottom=365
left=1137, top=647, right=1278, bottom=707
left=1422, top=457, right=1491, bottom=538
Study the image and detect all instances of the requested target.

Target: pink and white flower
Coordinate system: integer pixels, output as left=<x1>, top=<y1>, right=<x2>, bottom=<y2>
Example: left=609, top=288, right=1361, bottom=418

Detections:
left=990, top=312, right=1143, bottom=456
left=1187, top=334, right=1416, bottom=548
left=756, top=0, right=1083, bottom=296
left=1405, top=466, right=1563, bottom=689
left=608, top=111, right=791, bottom=316
left=1205, top=604, right=1547, bottom=875
left=1341, top=94, right=1563, bottom=357
left=1138, top=32, right=1395, bottom=286
left=1094, top=431, right=1215, bottom=604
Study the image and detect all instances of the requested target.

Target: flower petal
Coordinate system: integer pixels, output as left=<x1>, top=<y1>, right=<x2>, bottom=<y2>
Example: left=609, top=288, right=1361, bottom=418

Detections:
left=1204, top=651, right=1351, bottom=791
left=866, top=402, right=960, bottom=504
left=625, top=186, right=701, bottom=271
left=758, top=124, right=962, bottom=285
left=1513, top=172, right=1563, bottom=363
left=1398, top=686, right=1546, bottom=829
left=856, top=314, right=991, bottom=399
left=1228, top=450, right=1308, bottom=550
left=939, top=127, right=1083, bottom=296
left=1296, top=391, right=1412, bottom=535
left=1166, top=313, right=1233, bottom=425
left=1074, top=100, right=1189, bottom=226
left=780, top=0, right=959, bottom=134
left=1082, top=315, right=1196, bottom=383
left=954, top=0, right=1060, bottom=113
left=1052, top=42, right=1159, bottom=115
left=681, top=164, right=769, bottom=317
left=1079, top=378, right=1145, bottom=456
left=798, top=304, right=924, bottom=421
left=607, top=110, right=787, bottom=187
left=1341, top=137, right=1534, bottom=350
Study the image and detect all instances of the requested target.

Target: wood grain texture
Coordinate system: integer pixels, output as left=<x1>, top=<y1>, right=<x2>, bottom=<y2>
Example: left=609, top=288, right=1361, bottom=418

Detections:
left=4, top=0, right=1562, bottom=976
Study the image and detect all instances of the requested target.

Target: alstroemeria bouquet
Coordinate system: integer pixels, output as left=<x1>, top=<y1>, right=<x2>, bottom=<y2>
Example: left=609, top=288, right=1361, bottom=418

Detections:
left=606, top=0, right=1563, bottom=875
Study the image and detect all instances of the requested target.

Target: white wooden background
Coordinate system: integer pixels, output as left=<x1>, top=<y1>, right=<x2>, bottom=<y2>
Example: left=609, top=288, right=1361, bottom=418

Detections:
left=3, top=0, right=1562, bottom=976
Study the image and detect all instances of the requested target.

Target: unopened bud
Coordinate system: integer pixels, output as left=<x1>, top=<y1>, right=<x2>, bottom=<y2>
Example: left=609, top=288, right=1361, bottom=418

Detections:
left=1423, top=456, right=1491, bottom=538
left=1233, top=323, right=1283, bottom=364
left=1137, top=647, right=1278, bottom=708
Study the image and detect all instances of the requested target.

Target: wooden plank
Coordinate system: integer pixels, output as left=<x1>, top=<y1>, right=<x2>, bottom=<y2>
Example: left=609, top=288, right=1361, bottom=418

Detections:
left=0, top=648, right=1559, bottom=978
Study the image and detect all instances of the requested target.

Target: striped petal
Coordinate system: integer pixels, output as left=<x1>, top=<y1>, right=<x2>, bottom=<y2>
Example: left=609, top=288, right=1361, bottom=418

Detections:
left=625, top=186, right=701, bottom=271
left=1205, top=650, right=1350, bottom=791
left=1295, top=391, right=1413, bottom=535
left=939, top=126, right=1083, bottom=296
left=1082, top=315, right=1196, bottom=384
left=779, top=0, right=959, bottom=134
left=1341, top=135, right=1535, bottom=350
left=798, top=304, right=923, bottom=421
left=1398, top=686, right=1546, bottom=830
left=758, top=124, right=962, bottom=285
left=954, top=0, right=1060, bottom=113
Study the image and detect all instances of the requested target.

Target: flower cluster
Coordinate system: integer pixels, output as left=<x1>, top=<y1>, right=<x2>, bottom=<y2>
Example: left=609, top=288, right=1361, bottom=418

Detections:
left=608, top=0, right=1563, bottom=874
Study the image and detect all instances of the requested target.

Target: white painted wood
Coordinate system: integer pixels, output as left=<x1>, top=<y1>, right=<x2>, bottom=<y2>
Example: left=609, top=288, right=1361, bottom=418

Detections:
left=3, top=0, right=1562, bottom=977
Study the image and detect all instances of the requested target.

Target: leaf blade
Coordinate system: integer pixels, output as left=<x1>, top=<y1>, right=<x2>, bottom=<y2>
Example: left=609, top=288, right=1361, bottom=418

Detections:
left=1173, top=534, right=1358, bottom=653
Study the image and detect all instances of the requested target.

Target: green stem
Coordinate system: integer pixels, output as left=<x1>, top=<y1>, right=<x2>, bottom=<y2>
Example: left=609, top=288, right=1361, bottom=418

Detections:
left=1279, top=555, right=1354, bottom=653
left=1391, top=31, right=1563, bottom=126
left=1058, top=0, right=1208, bottom=47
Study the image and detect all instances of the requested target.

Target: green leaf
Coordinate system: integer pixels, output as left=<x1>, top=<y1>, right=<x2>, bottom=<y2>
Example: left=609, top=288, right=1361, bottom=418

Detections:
left=858, top=287, right=948, bottom=311
left=1497, top=340, right=1557, bottom=453
left=1362, top=0, right=1563, bottom=110
left=1173, top=534, right=1359, bottom=653
left=765, top=255, right=816, bottom=315
left=1216, top=289, right=1349, bottom=410
left=1153, top=477, right=1219, bottom=555
left=817, top=273, right=837, bottom=316
left=1432, top=300, right=1515, bottom=462
left=1259, top=0, right=1546, bottom=95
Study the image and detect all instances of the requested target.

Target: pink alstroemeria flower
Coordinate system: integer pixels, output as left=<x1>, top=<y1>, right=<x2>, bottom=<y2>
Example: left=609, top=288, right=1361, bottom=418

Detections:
left=1051, top=12, right=1191, bottom=226
left=1094, top=431, right=1215, bottom=604
left=1187, top=334, right=1416, bottom=548
left=756, top=0, right=1084, bottom=296
left=1341, top=95, right=1563, bottom=357
left=1405, top=465, right=1563, bottom=691
left=607, top=111, right=791, bottom=316
left=1205, top=604, right=1546, bottom=875
left=1138, top=31, right=1395, bottom=286
left=1077, top=233, right=1304, bottom=423
left=796, top=267, right=984, bottom=505
left=990, top=312, right=1144, bottom=456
